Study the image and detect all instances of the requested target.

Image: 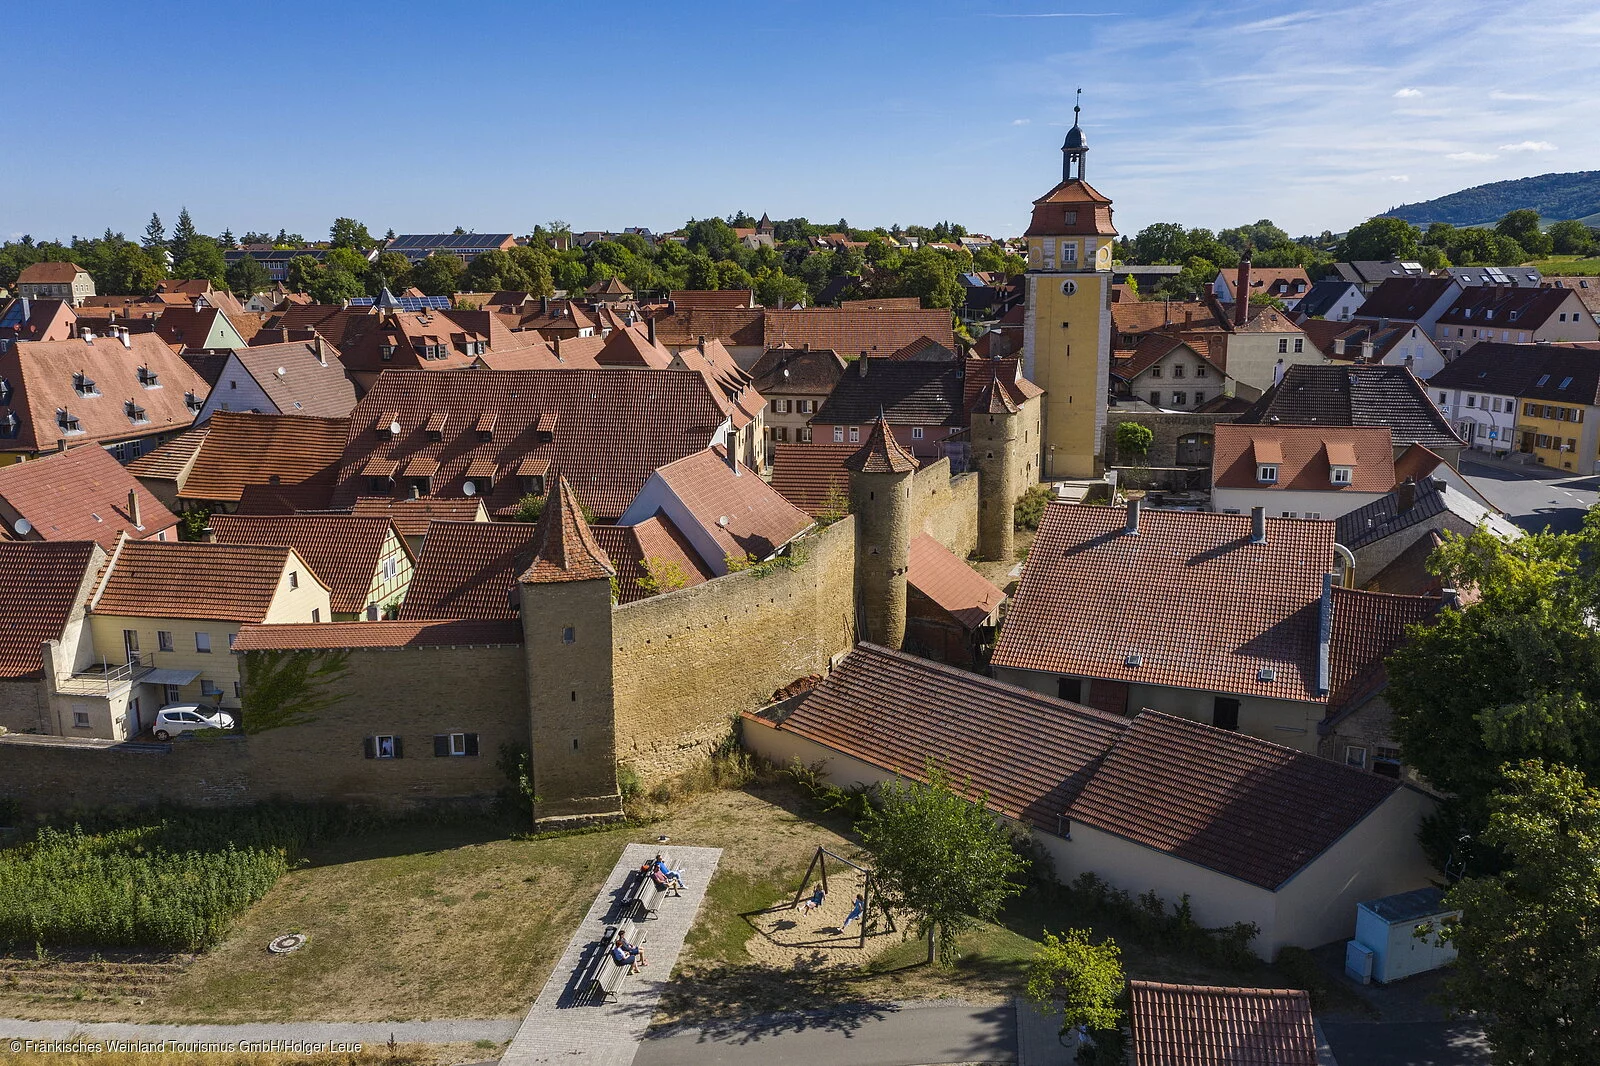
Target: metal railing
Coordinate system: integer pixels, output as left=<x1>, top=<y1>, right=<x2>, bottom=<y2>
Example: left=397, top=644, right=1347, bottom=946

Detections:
left=58, top=653, right=148, bottom=695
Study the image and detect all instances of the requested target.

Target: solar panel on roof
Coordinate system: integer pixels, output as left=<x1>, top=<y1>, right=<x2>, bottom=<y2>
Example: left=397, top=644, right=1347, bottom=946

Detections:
left=399, top=296, right=451, bottom=311
left=347, top=297, right=376, bottom=306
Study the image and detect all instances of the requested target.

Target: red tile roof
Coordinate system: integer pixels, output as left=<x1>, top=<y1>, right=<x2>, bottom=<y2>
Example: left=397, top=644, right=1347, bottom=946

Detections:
left=395, top=520, right=538, bottom=620
left=180, top=412, right=349, bottom=504
left=92, top=539, right=315, bottom=623
left=0, top=445, right=175, bottom=549
left=764, top=308, right=956, bottom=355
left=594, top=322, right=674, bottom=369
left=330, top=369, right=731, bottom=521
left=233, top=618, right=522, bottom=651
left=1024, top=179, right=1117, bottom=238
left=1326, top=586, right=1440, bottom=716
left=17, top=262, right=86, bottom=285
left=749, top=347, right=847, bottom=395
left=1129, top=981, right=1317, bottom=1065
left=1392, top=442, right=1446, bottom=484
left=1069, top=711, right=1399, bottom=889
left=769, top=443, right=866, bottom=517
left=519, top=476, right=614, bottom=584
left=233, top=480, right=339, bottom=515
left=667, top=290, right=755, bottom=309
left=349, top=496, right=486, bottom=537
left=218, top=341, right=357, bottom=419
left=648, top=447, right=812, bottom=562
left=649, top=308, right=765, bottom=349
left=908, top=533, right=1004, bottom=630
left=1212, top=424, right=1396, bottom=492
left=209, top=514, right=404, bottom=615
left=845, top=415, right=918, bottom=473
left=592, top=514, right=714, bottom=604
left=0, top=332, right=208, bottom=455
left=770, top=643, right=1129, bottom=829
left=0, top=540, right=102, bottom=679
left=126, top=425, right=209, bottom=483
left=992, top=504, right=1334, bottom=702
left=962, top=357, right=1043, bottom=418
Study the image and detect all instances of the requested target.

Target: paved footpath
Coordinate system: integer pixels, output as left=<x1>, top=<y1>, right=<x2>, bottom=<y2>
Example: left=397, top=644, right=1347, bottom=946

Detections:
left=500, top=842, right=722, bottom=1066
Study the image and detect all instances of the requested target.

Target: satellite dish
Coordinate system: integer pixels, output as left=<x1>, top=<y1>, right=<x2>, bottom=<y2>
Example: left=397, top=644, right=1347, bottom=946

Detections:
left=13, top=518, right=31, bottom=535
left=275, top=366, right=287, bottom=377
left=463, top=481, right=477, bottom=497
left=388, top=420, right=401, bottom=436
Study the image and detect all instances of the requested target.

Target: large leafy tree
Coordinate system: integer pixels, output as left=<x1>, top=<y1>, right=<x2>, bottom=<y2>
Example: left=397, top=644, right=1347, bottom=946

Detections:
left=1387, top=521, right=1600, bottom=847
left=1496, top=209, right=1552, bottom=259
left=1438, top=761, right=1600, bottom=1063
left=411, top=253, right=465, bottom=296
left=1340, top=216, right=1421, bottom=261
left=225, top=254, right=271, bottom=297
left=858, top=761, right=1028, bottom=964
left=1026, top=929, right=1125, bottom=1038
left=328, top=217, right=376, bottom=251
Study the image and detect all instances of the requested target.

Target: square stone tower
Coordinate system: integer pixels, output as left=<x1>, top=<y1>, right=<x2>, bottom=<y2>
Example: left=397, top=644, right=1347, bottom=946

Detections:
left=517, top=475, right=624, bottom=829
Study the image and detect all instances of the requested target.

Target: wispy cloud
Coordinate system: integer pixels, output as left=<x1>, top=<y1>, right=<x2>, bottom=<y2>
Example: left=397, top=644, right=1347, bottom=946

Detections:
left=1448, top=151, right=1499, bottom=161
left=982, top=11, right=1116, bottom=17
left=1386, top=175, right=1411, bottom=182
left=1499, top=140, right=1557, bottom=152
left=1393, top=87, right=1424, bottom=98
left=1011, top=118, right=1031, bottom=125
left=1490, top=90, right=1550, bottom=101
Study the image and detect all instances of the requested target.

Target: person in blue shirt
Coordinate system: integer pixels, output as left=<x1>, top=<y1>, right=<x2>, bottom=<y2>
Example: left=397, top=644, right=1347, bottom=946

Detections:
left=799, top=883, right=826, bottom=913
left=653, top=854, right=687, bottom=889
left=611, top=933, right=646, bottom=973
left=841, top=893, right=866, bottom=931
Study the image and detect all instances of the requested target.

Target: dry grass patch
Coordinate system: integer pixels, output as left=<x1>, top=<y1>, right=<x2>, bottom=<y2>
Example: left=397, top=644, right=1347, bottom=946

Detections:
left=3, top=1043, right=493, bottom=1066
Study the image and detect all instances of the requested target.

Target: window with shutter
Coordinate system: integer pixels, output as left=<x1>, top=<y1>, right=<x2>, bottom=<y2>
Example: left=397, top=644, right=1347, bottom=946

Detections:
left=434, top=734, right=450, bottom=757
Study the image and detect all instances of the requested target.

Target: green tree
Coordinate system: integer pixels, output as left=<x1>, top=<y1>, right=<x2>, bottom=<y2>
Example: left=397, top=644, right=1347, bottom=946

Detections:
left=411, top=253, right=466, bottom=296
left=98, top=241, right=166, bottom=295
left=1340, top=217, right=1421, bottom=261
left=463, top=248, right=533, bottom=293
left=1437, top=761, right=1600, bottom=1063
left=506, top=246, right=555, bottom=296
left=858, top=760, right=1029, bottom=964
left=754, top=266, right=808, bottom=308
left=1157, top=255, right=1217, bottom=299
left=1026, top=929, right=1125, bottom=1035
left=1386, top=521, right=1600, bottom=835
left=1548, top=219, right=1597, bottom=256
left=1115, top=422, right=1153, bottom=463
left=225, top=254, right=272, bottom=297
left=1496, top=209, right=1552, bottom=259
left=168, top=208, right=201, bottom=265
left=328, top=217, right=375, bottom=251
left=716, top=259, right=753, bottom=291
left=368, top=251, right=413, bottom=294
left=686, top=252, right=720, bottom=290
left=173, top=238, right=227, bottom=285
left=285, top=255, right=323, bottom=294
left=142, top=212, right=166, bottom=251
left=308, top=268, right=365, bottom=304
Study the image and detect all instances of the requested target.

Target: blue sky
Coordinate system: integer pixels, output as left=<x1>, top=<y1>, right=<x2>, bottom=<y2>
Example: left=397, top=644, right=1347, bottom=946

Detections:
left=9, top=0, right=1599, bottom=243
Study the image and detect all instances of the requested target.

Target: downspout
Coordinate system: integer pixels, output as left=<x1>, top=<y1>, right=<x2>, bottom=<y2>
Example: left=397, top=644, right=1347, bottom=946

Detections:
left=1316, top=572, right=1334, bottom=697
left=1332, top=542, right=1356, bottom=588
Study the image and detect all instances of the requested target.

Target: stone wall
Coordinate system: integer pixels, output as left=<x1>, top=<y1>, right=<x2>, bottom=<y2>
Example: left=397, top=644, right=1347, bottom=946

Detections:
left=610, top=517, right=857, bottom=778
left=1104, top=410, right=1233, bottom=471
left=912, top=461, right=979, bottom=558
left=1, top=643, right=528, bottom=816
left=0, top=680, right=48, bottom=735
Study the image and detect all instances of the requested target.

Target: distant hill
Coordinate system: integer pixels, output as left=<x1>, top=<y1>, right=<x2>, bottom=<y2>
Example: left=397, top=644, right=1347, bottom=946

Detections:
left=1382, top=171, right=1600, bottom=227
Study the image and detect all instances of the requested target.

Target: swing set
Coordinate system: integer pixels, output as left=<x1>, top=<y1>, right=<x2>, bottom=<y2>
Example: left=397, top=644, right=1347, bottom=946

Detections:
left=789, top=845, right=892, bottom=948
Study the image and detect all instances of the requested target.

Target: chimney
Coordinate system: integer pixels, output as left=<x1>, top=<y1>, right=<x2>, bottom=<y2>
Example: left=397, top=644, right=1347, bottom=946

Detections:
left=1250, top=505, right=1267, bottom=544
left=312, top=335, right=325, bottom=364
left=1125, top=496, right=1141, bottom=535
left=698, top=335, right=706, bottom=355
left=82, top=329, right=94, bottom=344
left=553, top=335, right=562, bottom=361
left=667, top=298, right=677, bottom=313
left=200, top=525, right=216, bottom=543
left=56, top=438, right=66, bottom=453
left=539, top=295, right=549, bottom=315
left=1360, top=341, right=1374, bottom=360
left=366, top=603, right=380, bottom=621
left=647, top=317, right=657, bottom=345
left=724, top=429, right=740, bottom=475
left=802, top=342, right=809, bottom=352
left=858, top=354, right=869, bottom=377
left=1184, top=310, right=1193, bottom=328
left=1397, top=477, right=1417, bottom=513
left=1234, top=258, right=1251, bottom=327
left=127, top=489, right=142, bottom=530
left=1333, top=337, right=1346, bottom=357
left=119, top=327, right=131, bottom=348
left=1203, top=283, right=1215, bottom=298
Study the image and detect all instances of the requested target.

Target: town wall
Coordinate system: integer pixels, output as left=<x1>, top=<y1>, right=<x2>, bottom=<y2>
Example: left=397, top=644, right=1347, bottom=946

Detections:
left=610, top=517, right=857, bottom=779
left=1104, top=410, right=1232, bottom=470
left=0, top=681, right=48, bottom=736
left=912, top=461, right=979, bottom=558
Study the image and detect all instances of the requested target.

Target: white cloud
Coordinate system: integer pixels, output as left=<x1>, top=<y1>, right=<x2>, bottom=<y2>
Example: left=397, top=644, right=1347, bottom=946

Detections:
left=1490, top=90, right=1550, bottom=101
left=1393, top=87, right=1424, bottom=98
left=1012, top=118, right=1031, bottom=125
left=1386, top=175, right=1411, bottom=182
left=1499, top=140, right=1557, bottom=152
left=1448, top=151, right=1499, bottom=161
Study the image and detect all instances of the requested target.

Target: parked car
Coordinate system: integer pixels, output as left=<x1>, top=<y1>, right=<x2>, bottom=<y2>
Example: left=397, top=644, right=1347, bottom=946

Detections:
left=152, top=703, right=236, bottom=740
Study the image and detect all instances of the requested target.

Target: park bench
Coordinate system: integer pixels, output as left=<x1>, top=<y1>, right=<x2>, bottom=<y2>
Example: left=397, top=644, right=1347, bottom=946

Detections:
left=582, top=917, right=648, bottom=1004
left=627, top=853, right=682, bottom=919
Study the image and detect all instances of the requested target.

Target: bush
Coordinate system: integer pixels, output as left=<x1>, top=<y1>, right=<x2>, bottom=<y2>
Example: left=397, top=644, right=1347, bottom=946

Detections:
left=1115, top=422, right=1153, bottom=463
left=0, top=804, right=358, bottom=951
left=1060, top=872, right=1259, bottom=969
left=1014, top=485, right=1056, bottom=531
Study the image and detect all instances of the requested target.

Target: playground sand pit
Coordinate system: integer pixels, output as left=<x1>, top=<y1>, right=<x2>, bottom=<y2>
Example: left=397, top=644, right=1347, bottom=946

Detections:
left=742, top=867, right=902, bottom=971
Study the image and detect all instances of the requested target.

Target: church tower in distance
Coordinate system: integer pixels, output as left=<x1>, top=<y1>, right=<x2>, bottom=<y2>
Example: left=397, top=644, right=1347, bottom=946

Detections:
left=1021, top=92, right=1118, bottom=479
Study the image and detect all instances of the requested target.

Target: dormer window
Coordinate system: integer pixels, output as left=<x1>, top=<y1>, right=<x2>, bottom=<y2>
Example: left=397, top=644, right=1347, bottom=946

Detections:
left=1330, top=465, right=1352, bottom=485
left=72, top=372, right=98, bottom=397
left=1508, top=310, right=1519, bottom=322
left=1257, top=464, right=1278, bottom=484
left=425, top=412, right=448, bottom=441
left=0, top=378, right=11, bottom=404
left=138, top=366, right=159, bottom=388
left=0, top=412, right=17, bottom=438
left=125, top=400, right=148, bottom=424
left=184, top=390, right=202, bottom=412
left=380, top=344, right=396, bottom=361
left=56, top=408, right=82, bottom=434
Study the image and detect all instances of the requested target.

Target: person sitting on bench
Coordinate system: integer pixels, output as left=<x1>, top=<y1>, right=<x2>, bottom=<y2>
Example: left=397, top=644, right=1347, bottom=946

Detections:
left=611, top=933, right=647, bottom=973
left=653, top=854, right=687, bottom=889
left=841, top=893, right=866, bottom=931
left=798, top=884, right=826, bottom=913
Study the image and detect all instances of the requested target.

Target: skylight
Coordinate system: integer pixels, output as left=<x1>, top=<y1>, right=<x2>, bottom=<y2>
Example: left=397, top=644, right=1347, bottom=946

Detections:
left=1536, top=374, right=1551, bottom=386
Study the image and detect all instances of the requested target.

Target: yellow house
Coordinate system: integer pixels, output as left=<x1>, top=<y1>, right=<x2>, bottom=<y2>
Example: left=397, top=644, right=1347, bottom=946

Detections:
left=87, top=537, right=331, bottom=726
left=207, top=514, right=415, bottom=620
left=1021, top=99, right=1118, bottom=479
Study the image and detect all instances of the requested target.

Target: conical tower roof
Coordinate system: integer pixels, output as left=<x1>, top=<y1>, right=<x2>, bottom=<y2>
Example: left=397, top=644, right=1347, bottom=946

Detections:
left=844, top=413, right=917, bottom=474
left=518, top=475, right=614, bottom=584
left=974, top=376, right=1020, bottom=415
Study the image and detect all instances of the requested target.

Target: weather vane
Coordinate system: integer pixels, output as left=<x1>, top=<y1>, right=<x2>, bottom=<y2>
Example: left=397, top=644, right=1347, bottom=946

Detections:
left=1074, top=87, right=1082, bottom=123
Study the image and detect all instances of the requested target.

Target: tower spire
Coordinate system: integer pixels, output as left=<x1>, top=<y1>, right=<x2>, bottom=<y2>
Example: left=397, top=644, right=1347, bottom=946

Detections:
left=1062, top=88, right=1088, bottom=183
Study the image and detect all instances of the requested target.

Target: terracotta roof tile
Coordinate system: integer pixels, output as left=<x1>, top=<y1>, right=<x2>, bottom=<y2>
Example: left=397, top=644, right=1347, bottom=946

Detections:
left=962, top=358, right=1042, bottom=418
left=992, top=505, right=1334, bottom=702
left=648, top=308, right=765, bottom=349
left=769, top=443, right=865, bottom=517
left=233, top=618, right=522, bottom=651
left=1129, top=981, right=1317, bottom=1065
left=595, top=323, right=674, bottom=369
left=592, top=515, right=714, bottom=604
left=181, top=412, right=349, bottom=504
left=649, top=447, right=812, bottom=562
left=348, top=496, right=486, bottom=537
left=0, top=445, right=175, bottom=549
left=666, top=290, right=755, bottom=309
left=127, top=425, right=209, bottom=483
left=1326, top=586, right=1440, bottom=715
left=845, top=415, right=919, bottom=474
left=330, top=369, right=730, bottom=521
left=771, top=643, right=1129, bottom=829
left=1024, top=179, right=1117, bottom=237
left=908, top=533, right=1004, bottom=630
left=1212, top=425, right=1395, bottom=492
left=232, top=480, right=339, bottom=515
left=209, top=514, right=404, bottom=615
left=519, top=476, right=614, bottom=584
left=1437, top=284, right=1580, bottom=329
left=17, top=262, right=87, bottom=285
left=396, top=520, right=538, bottom=620
left=764, top=308, right=955, bottom=356
left=0, top=540, right=101, bottom=678
left=1356, top=277, right=1457, bottom=321
left=93, top=539, right=313, bottom=623
left=1067, top=711, right=1399, bottom=889
left=0, top=332, right=207, bottom=455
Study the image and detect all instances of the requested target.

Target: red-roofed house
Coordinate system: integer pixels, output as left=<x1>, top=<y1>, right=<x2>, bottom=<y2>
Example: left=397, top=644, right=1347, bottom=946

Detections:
left=0, top=540, right=107, bottom=736
left=0, top=444, right=176, bottom=548
left=1211, top=424, right=1398, bottom=520
left=1129, top=981, right=1318, bottom=1065
left=16, top=262, right=95, bottom=306
left=906, top=533, right=1004, bottom=666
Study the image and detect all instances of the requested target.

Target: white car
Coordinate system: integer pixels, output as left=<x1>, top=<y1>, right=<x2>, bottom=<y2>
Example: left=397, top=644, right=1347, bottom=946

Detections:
left=152, top=703, right=236, bottom=740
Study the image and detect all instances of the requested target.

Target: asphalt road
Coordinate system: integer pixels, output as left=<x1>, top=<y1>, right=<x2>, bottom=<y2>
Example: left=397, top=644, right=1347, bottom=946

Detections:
left=1321, top=1020, right=1492, bottom=1066
left=633, top=1000, right=1016, bottom=1066
left=1460, top=459, right=1600, bottom=534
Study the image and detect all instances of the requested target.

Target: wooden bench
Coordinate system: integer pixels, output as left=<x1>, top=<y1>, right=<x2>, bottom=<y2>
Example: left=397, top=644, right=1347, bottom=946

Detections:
left=582, top=918, right=648, bottom=1004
